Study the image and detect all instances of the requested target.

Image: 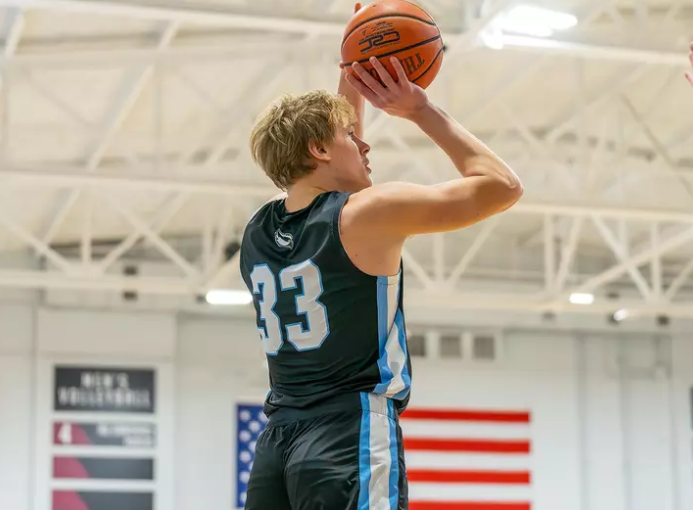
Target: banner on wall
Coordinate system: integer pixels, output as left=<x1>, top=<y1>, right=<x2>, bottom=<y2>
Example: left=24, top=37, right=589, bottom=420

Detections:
left=54, top=366, right=156, bottom=414
left=53, top=421, right=156, bottom=448
left=53, top=457, right=154, bottom=480
left=234, top=403, right=533, bottom=510
left=52, top=490, right=153, bottom=510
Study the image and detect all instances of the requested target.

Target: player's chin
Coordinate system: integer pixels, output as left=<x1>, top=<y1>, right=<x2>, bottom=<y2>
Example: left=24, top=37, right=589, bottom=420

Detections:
left=358, top=175, right=373, bottom=190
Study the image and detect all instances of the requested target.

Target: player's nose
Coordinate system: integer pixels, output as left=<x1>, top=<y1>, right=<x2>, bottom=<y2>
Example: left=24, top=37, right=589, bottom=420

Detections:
left=356, top=136, right=370, bottom=155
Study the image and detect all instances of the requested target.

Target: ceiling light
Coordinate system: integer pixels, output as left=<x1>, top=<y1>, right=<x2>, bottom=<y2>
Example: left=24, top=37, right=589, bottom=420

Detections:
left=205, top=289, right=253, bottom=306
left=613, top=309, right=629, bottom=322
left=495, top=5, right=577, bottom=38
left=569, top=293, right=594, bottom=305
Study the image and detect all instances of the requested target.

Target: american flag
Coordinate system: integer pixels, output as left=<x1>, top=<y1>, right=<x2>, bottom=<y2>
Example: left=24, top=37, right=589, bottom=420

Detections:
left=235, top=404, right=532, bottom=510
left=400, top=407, right=532, bottom=510
left=235, top=403, right=268, bottom=508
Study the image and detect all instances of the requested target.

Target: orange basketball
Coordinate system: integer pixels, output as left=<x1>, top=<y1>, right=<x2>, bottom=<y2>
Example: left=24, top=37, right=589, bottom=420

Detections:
left=341, top=0, right=444, bottom=90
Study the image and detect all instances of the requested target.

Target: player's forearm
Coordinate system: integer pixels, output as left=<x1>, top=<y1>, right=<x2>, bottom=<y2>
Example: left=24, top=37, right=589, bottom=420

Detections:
left=338, top=68, right=365, bottom=138
left=408, top=102, right=522, bottom=189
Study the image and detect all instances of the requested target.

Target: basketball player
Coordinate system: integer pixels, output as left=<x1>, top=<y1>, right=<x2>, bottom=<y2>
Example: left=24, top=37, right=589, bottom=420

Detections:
left=238, top=11, right=523, bottom=509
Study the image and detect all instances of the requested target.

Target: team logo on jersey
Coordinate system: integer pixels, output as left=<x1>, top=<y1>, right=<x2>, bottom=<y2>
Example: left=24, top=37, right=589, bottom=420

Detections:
left=274, top=229, right=294, bottom=250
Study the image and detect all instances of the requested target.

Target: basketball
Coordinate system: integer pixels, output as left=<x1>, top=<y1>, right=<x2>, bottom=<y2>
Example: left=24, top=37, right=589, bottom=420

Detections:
left=341, top=0, right=444, bottom=90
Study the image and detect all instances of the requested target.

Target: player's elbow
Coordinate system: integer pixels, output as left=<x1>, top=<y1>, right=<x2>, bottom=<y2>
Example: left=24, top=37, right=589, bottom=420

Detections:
left=499, top=177, right=523, bottom=211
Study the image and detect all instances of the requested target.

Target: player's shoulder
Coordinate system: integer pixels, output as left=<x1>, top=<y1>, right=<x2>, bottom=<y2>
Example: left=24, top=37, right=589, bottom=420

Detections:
left=343, top=181, right=424, bottom=214
left=245, top=192, right=287, bottom=226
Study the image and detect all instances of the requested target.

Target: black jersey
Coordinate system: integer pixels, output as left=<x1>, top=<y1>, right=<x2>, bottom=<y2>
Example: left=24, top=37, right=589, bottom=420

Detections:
left=239, top=191, right=412, bottom=417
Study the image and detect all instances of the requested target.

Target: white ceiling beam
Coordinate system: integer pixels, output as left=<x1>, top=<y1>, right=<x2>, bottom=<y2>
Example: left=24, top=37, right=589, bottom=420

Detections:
left=2, top=8, right=24, bottom=58
left=0, top=1, right=683, bottom=68
left=401, top=248, right=435, bottom=290
left=7, top=166, right=693, bottom=224
left=496, top=34, right=685, bottom=67
left=590, top=215, right=652, bottom=300
left=664, top=258, right=693, bottom=301
left=544, top=65, right=648, bottom=143
left=0, top=202, right=74, bottom=273
left=4, top=267, right=693, bottom=318
left=96, top=192, right=189, bottom=274
left=554, top=217, right=584, bottom=294
left=85, top=21, right=179, bottom=171
left=566, top=225, right=693, bottom=297
left=34, top=21, right=179, bottom=255
left=446, top=217, right=499, bottom=289
left=100, top=193, right=200, bottom=278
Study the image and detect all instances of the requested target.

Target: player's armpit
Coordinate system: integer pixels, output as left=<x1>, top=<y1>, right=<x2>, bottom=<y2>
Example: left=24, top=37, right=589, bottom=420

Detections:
left=342, top=175, right=523, bottom=238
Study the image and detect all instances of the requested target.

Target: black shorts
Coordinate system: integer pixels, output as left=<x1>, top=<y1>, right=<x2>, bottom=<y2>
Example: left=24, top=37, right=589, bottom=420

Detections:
left=244, top=393, right=408, bottom=510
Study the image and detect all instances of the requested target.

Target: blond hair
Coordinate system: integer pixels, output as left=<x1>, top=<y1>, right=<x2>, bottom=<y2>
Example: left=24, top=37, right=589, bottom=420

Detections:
left=249, top=90, right=357, bottom=190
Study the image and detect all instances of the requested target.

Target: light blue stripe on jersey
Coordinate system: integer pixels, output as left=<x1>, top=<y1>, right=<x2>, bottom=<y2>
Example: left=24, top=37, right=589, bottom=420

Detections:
left=374, top=276, right=394, bottom=394
left=393, top=309, right=411, bottom=400
left=374, top=273, right=411, bottom=399
left=358, top=393, right=371, bottom=510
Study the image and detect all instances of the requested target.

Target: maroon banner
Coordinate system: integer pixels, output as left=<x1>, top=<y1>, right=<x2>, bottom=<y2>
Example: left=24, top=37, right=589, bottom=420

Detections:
left=53, top=457, right=154, bottom=480
left=53, top=491, right=153, bottom=510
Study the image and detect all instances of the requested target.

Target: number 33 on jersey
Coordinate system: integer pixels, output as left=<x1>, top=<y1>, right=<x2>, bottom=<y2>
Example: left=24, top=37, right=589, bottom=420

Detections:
left=250, top=260, right=329, bottom=355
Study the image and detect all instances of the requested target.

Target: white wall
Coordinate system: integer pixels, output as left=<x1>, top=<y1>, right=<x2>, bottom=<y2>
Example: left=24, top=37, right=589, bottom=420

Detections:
left=0, top=302, right=692, bottom=510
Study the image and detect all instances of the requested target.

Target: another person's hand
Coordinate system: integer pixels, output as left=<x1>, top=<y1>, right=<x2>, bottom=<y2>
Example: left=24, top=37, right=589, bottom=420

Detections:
left=686, top=42, right=693, bottom=87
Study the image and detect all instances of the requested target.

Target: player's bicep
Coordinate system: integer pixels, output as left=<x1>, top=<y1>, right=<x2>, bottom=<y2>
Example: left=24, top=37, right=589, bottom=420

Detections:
left=346, top=178, right=521, bottom=237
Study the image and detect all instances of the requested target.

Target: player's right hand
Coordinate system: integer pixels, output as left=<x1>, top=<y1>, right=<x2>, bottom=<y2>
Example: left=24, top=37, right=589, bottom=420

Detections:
left=345, top=56, right=429, bottom=120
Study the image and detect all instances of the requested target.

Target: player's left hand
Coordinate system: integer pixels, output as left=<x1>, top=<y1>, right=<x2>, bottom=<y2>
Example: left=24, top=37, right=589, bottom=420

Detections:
left=686, top=41, right=693, bottom=87
left=346, top=56, right=429, bottom=120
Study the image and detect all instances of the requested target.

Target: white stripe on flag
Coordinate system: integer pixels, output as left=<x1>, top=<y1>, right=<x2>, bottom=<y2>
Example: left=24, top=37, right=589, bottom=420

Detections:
left=401, top=420, right=530, bottom=440
left=405, top=452, right=531, bottom=471
left=408, top=483, right=532, bottom=502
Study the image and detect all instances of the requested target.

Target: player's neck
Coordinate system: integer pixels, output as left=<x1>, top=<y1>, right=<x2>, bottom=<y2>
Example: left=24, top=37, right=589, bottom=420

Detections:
left=284, top=182, right=330, bottom=213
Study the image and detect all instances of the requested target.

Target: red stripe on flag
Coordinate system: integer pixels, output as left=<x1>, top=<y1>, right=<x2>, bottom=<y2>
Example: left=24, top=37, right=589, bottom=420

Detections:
left=404, top=438, right=530, bottom=454
left=402, top=409, right=530, bottom=423
left=410, top=502, right=531, bottom=510
left=408, top=469, right=531, bottom=484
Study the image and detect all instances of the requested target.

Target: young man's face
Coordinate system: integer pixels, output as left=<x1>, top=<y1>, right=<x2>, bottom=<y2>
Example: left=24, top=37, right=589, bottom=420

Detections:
left=327, top=125, right=372, bottom=192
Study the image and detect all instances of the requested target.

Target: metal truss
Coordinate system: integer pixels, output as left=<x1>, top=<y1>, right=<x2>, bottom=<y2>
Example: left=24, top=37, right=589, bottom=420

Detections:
left=1, top=165, right=693, bottom=318
left=0, top=0, right=691, bottom=321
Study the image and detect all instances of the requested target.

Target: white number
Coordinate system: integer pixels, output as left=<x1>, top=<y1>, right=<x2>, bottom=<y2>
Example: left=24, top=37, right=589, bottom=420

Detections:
left=58, top=423, right=72, bottom=444
left=250, top=260, right=329, bottom=355
left=250, top=264, right=282, bottom=355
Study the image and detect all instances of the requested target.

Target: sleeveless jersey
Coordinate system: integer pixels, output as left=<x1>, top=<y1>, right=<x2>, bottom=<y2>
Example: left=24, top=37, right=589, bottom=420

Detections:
left=239, top=191, right=412, bottom=417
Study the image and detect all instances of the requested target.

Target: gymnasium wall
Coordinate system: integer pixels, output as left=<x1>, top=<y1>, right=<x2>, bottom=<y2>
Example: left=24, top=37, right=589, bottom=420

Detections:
left=0, top=303, right=692, bottom=510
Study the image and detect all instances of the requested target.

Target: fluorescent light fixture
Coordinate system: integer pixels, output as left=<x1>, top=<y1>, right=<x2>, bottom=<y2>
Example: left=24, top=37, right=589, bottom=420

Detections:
left=480, top=26, right=505, bottom=50
left=569, top=293, right=594, bottom=305
left=613, top=309, right=629, bottom=322
left=205, top=289, right=253, bottom=306
left=494, top=5, right=577, bottom=38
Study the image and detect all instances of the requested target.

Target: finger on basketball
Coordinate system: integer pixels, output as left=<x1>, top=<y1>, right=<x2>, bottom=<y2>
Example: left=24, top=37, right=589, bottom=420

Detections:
left=686, top=72, right=693, bottom=87
left=370, top=57, right=398, bottom=90
left=354, top=3, right=362, bottom=12
left=352, top=62, right=392, bottom=100
left=345, top=73, right=384, bottom=107
left=390, top=57, right=409, bottom=84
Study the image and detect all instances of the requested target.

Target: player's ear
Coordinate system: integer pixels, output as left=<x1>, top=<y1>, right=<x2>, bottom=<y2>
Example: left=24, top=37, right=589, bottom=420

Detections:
left=308, top=139, right=331, bottom=163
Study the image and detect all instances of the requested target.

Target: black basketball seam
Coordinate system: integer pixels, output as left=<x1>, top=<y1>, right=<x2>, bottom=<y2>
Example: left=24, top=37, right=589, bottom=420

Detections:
left=341, top=14, right=438, bottom=49
left=342, top=35, right=442, bottom=67
left=413, top=44, right=444, bottom=84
